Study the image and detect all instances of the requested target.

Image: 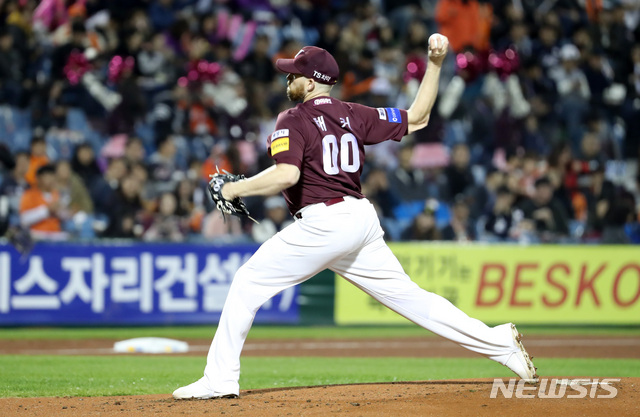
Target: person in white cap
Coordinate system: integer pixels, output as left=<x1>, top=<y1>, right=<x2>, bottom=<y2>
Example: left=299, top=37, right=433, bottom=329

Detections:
left=551, top=43, right=590, bottom=150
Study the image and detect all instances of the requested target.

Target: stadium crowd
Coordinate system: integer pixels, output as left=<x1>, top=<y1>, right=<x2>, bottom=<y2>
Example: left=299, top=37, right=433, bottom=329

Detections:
left=0, top=0, right=639, bottom=245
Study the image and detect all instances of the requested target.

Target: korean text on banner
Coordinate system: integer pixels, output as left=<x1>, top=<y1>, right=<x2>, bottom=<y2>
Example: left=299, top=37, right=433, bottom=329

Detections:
left=0, top=243, right=298, bottom=325
left=335, top=244, right=640, bottom=325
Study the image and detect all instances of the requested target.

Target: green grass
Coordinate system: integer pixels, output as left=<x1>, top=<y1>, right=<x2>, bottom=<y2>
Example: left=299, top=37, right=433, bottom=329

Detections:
left=1, top=325, right=640, bottom=341
left=2, top=325, right=638, bottom=398
left=1, top=355, right=638, bottom=398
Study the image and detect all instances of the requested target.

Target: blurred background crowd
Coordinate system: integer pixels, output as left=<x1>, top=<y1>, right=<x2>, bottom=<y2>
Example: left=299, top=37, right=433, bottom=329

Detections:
left=0, top=0, right=639, bottom=245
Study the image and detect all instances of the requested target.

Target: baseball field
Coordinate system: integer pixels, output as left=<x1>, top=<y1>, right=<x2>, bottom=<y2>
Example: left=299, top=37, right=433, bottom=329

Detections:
left=1, top=325, right=639, bottom=416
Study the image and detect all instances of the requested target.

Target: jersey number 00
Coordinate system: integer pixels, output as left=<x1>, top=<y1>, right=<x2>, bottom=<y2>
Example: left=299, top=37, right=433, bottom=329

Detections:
left=322, top=133, right=360, bottom=175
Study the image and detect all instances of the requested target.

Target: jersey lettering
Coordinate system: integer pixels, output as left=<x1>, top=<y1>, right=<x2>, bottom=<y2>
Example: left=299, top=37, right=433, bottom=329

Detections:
left=313, top=116, right=327, bottom=132
left=340, top=117, right=352, bottom=130
left=321, top=133, right=360, bottom=175
left=322, top=135, right=339, bottom=175
left=339, top=133, right=359, bottom=173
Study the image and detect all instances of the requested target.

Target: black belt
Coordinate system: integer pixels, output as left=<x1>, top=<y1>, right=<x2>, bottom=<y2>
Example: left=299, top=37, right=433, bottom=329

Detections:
left=294, top=197, right=346, bottom=219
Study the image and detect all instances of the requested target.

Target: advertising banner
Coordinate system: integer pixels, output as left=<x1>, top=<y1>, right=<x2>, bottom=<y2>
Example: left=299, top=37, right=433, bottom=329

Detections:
left=335, top=244, right=640, bottom=325
left=0, top=243, right=298, bottom=325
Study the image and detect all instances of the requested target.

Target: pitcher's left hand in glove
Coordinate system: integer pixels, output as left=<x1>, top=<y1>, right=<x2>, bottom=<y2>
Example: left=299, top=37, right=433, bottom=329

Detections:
left=208, top=171, right=258, bottom=223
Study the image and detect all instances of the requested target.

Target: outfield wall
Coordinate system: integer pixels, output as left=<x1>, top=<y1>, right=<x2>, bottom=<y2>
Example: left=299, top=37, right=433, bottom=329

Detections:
left=336, top=244, right=640, bottom=325
left=1, top=242, right=639, bottom=326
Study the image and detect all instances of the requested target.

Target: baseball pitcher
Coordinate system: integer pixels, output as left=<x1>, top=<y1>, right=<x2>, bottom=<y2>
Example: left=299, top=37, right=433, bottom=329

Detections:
left=173, top=34, right=538, bottom=400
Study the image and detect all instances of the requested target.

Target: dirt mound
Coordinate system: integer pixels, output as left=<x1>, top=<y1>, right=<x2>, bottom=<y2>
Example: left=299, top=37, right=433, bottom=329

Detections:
left=3, top=378, right=638, bottom=417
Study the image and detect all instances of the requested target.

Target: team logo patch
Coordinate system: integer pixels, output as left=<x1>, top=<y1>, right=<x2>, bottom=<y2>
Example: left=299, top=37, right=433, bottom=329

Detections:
left=271, top=129, right=289, bottom=140
left=271, top=137, right=290, bottom=155
left=377, top=108, right=386, bottom=120
left=384, top=107, right=402, bottom=123
left=313, top=98, right=332, bottom=106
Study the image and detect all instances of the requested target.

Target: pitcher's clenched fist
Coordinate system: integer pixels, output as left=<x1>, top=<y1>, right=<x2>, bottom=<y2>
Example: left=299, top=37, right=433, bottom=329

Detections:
left=428, top=33, right=449, bottom=65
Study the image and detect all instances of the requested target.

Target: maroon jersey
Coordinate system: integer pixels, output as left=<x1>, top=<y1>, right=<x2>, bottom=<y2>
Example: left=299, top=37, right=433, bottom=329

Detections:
left=267, top=97, right=408, bottom=214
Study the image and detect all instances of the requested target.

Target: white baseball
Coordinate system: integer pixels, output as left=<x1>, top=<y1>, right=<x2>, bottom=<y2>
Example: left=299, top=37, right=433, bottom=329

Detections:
left=428, top=33, right=448, bottom=56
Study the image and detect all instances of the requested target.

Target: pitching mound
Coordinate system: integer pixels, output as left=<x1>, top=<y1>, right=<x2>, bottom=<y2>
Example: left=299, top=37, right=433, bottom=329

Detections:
left=3, top=378, right=638, bottom=417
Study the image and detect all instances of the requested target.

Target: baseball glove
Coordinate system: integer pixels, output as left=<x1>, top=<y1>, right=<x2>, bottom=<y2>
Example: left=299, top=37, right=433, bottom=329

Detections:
left=208, top=170, right=258, bottom=223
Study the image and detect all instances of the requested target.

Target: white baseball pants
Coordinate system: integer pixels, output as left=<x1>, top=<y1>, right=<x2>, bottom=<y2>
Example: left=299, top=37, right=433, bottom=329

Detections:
left=204, top=197, right=516, bottom=395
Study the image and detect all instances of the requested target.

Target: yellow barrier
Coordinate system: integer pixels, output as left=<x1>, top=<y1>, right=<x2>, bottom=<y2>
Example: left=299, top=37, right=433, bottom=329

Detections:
left=335, top=244, right=640, bottom=324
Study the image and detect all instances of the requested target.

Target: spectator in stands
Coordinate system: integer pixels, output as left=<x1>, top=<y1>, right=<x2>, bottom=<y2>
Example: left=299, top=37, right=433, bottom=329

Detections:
left=626, top=174, right=640, bottom=243
left=137, top=32, right=174, bottom=90
left=201, top=210, right=244, bottom=242
left=470, top=166, right=505, bottom=220
left=102, top=175, right=143, bottom=238
left=389, top=143, right=431, bottom=202
left=547, top=163, right=576, bottom=224
left=19, top=164, right=66, bottom=240
left=0, top=151, right=29, bottom=236
left=551, top=44, right=591, bottom=150
left=237, top=34, right=276, bottom=85
left=576, top=131, right=606, bottom=167
left=251, top=196, right=293, bottom=243
left=130, top=161, right=155, bottom=209
left=401, top=206, right=441, bottom=241
left=149, top=135, right=178, bottom=196
left=107, top=56, right=147, bottom=136
left=435, top=0, right=492, bottom=53
left=517, top=177, right=570, bottom=239
left=0, top=27, right=23, bottom=106
left=70, top=143, right=102, bottom=189
left=124, top=137, right=146, bottom=166
left=148, top=0, right=176, bottom=32
left=174, top=177, right=205, bottom=235
left=583, top=166, right=616, bottom=239
left=590, top=5, right=631, bottom=75
left=56, top=159, right=96, bottom=238
left=441, top=196, right=476, bottom=241
left=24, top=135, right=49, bottom=187
left=91, top=157, right=128, bottom=214
left=51, top=20, right=88, bottom=80
left=561, top=132, right=606, bottom=222
left=483, top=186, right=516, bottom=241
left=501, top=20, right=533, bottom=58
left=622, top=44, right=640, bottom=160
left=601, top=190, right=637, bottom=244
left=316, top=20, right=341, bottom=56
left=361, top=167, right=400, bottom=220
left=532, top=24, right=561, bottom=74
left=0, top=144, right=14, bottom=170
left=56, top=160, right=94, bottom=215
left=0, top=0, right=637, bottom=245
left=583, top=48, right=613, bottom=109
left=341, top=49, right=375, bottom=103
left=143, top=192, right=185, bottom=242
left=444, top=143, right=475, bottom=200
left=521, top=57, right=558, bottom=105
